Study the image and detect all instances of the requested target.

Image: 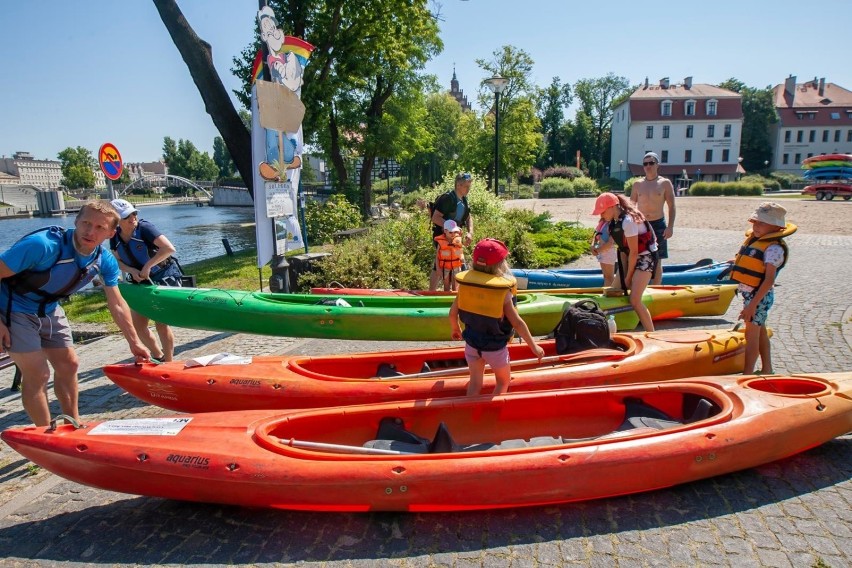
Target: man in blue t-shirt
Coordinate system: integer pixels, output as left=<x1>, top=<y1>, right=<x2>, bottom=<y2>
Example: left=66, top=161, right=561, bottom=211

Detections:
left=0, top=201, right=150, bottom=426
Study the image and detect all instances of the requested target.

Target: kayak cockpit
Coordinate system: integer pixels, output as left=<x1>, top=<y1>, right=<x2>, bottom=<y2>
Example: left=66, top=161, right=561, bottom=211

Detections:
left=285, top=335, right=636, bottom=381
left=254, top=382, right=733, bottom=458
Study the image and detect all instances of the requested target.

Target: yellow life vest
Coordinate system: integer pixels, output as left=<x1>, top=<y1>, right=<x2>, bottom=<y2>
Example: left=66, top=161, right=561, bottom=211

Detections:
left=434, top=235, right=464, bottom=270
left=730, top=223, right=797, bottom=288
left=456, top=270, right=516, bottom=318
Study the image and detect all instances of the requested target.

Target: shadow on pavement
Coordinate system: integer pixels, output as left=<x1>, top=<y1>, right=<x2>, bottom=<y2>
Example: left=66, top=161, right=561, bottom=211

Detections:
left=2, top=436, right=849, bottom=564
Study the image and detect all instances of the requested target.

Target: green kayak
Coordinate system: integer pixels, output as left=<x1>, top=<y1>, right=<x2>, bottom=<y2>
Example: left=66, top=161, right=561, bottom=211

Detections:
left=118, top=284, right=642, bottom=341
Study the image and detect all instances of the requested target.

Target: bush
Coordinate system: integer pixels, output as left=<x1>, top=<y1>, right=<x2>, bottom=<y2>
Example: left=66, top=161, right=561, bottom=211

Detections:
left=518, top=167, right=542, bottom=184
left=688, top=182, right=763, bottom=196
left=304, top=194, right=363, bottom=245
left=770, top=172, right=801, bottom=189
left=538, top=177, right=575, bottom=198
left=596, top=177, right=624, bottom=192
left=623, top=176, right=642, bottom=196
left=572, top=177, right=598, bottom=195
left=542, top=166, right=584, bottom=180
left=741, top=174, right=780, bottom=192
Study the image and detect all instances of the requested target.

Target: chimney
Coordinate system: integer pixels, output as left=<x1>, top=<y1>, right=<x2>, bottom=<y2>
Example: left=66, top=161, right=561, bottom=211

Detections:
left=684, top=76, right=693, bottom=89
left=660, top=77, right=669, bottom=89
left=812, top=76, right=818, bottom=88
left=644, top=76, right=649, bottom=89
left=784, top=75, right=797, bottom=97
left=818, top=77, right=825, bottom=96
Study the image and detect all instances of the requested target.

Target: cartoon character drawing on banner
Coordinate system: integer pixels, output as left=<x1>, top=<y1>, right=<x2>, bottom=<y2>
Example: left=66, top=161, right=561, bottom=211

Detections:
left=257, top=6, right=315, bottom=182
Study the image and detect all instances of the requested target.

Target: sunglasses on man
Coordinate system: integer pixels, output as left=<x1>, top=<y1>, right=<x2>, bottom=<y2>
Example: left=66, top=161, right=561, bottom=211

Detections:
left=643, top=161, right=657, bottom=167
left=456, top=172, right=472, bottom=180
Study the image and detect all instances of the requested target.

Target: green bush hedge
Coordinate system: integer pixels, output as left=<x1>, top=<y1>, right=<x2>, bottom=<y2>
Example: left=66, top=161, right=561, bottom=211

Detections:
left=688, top=182, right=763, bottom=196
left=538, top=176, right=600, bottom=198
left=741, top=175, right=780, bottom=192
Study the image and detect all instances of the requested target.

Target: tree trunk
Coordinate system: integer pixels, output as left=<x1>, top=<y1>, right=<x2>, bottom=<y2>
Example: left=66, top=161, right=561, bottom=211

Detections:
left=153, top=0, right=254, bottom=199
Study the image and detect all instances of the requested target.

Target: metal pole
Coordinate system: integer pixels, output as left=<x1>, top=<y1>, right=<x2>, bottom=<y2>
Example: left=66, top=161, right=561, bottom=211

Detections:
left=494, top=90, right=500, bottom=196
left=385, top=158, right=391, bottom=203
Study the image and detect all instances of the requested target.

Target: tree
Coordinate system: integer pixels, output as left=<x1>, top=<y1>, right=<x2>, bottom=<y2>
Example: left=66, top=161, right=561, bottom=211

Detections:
left=573, top=73, right=631, bottom=165
left=153, top=0, right=253, bottom=195
left=718, top=78, right=777, bottom=172
left=213, top=136, right=235, bottom=178
left=57, top=146, right=96, bottom=189
left=404, top=91, right=459, bottom=186
left=536, top=77, right=572, bottom=168
left=162, top=136, right=219, bottom=180
left=474, top=45, right=543, bottom=184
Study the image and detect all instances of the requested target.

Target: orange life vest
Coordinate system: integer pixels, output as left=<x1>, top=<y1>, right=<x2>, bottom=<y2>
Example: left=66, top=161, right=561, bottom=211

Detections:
left=730, top=223, right=797, bottom=288
left=434, top=235, right=464, bottom=270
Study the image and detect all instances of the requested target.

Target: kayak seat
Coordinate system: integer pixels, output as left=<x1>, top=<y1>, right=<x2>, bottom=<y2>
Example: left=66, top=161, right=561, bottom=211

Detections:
left=683, top=397, right=719, bottom=424
left=695, top=258, right=713, bottom=267
left=375, top=363, right=404, bottom=378
left=364, top=417, right=430, bottom=453
left=429, top=422, right=461, bottom=453
left=617, top=398, right=682, bottom=431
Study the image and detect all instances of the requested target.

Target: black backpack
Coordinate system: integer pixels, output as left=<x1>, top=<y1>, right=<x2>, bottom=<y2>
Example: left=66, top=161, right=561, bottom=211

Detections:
left=553, top=299, right=611, bottom=354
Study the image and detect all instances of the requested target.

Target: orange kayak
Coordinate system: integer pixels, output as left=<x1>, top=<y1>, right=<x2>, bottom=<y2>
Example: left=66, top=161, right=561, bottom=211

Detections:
left=104, top=329, right=750, bottom=412
left=4, top=373, right=849, bottom=512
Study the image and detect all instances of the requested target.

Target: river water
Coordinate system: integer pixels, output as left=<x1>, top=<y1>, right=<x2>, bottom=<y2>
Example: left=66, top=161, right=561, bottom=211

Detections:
left=0, top=203, right=259, bottom=265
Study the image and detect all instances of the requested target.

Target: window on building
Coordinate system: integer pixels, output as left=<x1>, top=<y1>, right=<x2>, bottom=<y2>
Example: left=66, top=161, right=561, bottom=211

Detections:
left=822, top=130, right=829, bottom=142
left=707, top=125, right=715, bottom=137
left=684, top=150, right=692, bottom=163
left=831, top=112, right=840, bottom=119
left=686, top=125, right=694, bottom=138
left=661, top=101, right=672, bottom=116
left=784, top=131, right=791, bottom=143
left=722, top=149, right=729, bottom=162
left=807, top=153, right=813, bottom=159
left=661, top=150, right=669, bottom=163
left=809, top=130, right=816, bottom=143
left=835, top=130, right=841, bottom=142
left=706, top=100, right=718, bottom=116
left=848, top=130, right=852, bottom=142
left=797, top=130, right=803, bottom=143
left=646, top=126, right=654, bottom=139
left=705, top=149, right=713, bottom=162
left=685, top=100, right=696, bottom=116
left=794, top=153, right=801, bottom=164
left=782, top=154, right=789, bottom=165
left=662, top=125, right=670, bottom=138
left=724, top=124, right=732, bottom=138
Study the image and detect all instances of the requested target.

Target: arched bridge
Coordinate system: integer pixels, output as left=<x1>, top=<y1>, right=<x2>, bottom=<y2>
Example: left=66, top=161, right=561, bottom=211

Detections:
left=121, top=174, right=213, bottom=198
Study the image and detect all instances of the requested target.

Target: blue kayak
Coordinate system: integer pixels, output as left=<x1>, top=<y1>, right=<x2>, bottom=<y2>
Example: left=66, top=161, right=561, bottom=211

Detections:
left=513, top=259, right=733, bottom=290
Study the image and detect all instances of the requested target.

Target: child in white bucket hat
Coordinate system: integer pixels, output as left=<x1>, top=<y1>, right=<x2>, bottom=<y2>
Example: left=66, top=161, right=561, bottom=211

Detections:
left=729, top=202, right=797, bottom=375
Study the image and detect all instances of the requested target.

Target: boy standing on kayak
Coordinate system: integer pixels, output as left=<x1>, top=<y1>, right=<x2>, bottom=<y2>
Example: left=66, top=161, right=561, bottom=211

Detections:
left=729, top=202, right=797, bottom=375
left=449, top=239, right=544, bottom=396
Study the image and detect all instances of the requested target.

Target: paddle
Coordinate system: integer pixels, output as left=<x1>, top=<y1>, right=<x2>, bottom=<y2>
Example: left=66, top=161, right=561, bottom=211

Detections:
left=682, top=261, right=732, bottom=272
left=274, top=437, right=420, bottom=455
left=377, top=347, right=627, bottom=380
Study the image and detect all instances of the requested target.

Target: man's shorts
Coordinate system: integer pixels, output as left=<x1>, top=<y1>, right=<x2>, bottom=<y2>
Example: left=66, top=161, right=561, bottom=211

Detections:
left=2, top=307, right=74, bottom=353
left=648, top=218, right=668, bottom=259
left=739, top=288, right=775, bottom=326
left=464, top=343, right=510, bottom=371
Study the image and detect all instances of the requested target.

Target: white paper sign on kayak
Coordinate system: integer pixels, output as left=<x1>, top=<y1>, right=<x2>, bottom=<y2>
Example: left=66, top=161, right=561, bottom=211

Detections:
left=89, top=418, right=192, bottom=436
left=184, top=353, right=253, bottom=368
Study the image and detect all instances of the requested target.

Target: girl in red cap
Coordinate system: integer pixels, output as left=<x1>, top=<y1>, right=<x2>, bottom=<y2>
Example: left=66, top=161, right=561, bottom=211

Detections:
left=449, top=238, right=544, bottom=396
left=592, top=192, right=657, bottom=331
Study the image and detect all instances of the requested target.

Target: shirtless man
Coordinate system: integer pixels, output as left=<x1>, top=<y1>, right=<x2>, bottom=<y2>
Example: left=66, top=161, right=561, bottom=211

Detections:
left=630, top=152, right=676, bottom=285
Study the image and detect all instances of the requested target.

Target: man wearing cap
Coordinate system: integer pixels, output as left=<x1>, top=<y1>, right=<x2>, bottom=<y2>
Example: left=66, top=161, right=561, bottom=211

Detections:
left=0, top=201, right=150, bottom=426
left=429, top=173, right=474, bottom=291
left=109, top=198, right=182, bottom=362
left=630, top=152, right=675, bottom=285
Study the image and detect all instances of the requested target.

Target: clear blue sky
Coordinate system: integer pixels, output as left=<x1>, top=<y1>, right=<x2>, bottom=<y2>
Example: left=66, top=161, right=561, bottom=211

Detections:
left=3, top=0, right=849, bottom=163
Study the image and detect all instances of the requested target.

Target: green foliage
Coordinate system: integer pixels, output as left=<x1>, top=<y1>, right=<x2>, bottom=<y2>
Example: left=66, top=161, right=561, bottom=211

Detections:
left=542, top=166, right=584, bottom=179
left=597, top=177, right=624, bottom=192
left=57, top=146, right=97, bottom=189
left=212, top=136, right=235, bottom=178
left=718, top=79, right=777, bottom=171
left=769, top=171, right=800, bottom=189
left=537, top=176, right=598, bottom=198
left=688, top=182, right=763, bottom=196
left=529, top=223, right=594, bottom=268
left=741, top=174, right=780, bottom=192
left=162, top=136, right=219, bottom=181
left=304, top=194, right=363, bottom=245
left=573, top=73, right=631, bottom=165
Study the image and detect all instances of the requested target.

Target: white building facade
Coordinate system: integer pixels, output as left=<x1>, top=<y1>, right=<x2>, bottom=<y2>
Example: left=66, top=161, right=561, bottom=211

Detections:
left=611, top=78, right=743, bottom=186
left=769, top=76, right=852, bottom=174
left=0, top=151, right=63, bottom=189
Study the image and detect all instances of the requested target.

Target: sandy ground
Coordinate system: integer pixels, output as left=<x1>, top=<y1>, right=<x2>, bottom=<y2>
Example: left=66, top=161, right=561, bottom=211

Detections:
left=505, top=194, right=851, bottom=236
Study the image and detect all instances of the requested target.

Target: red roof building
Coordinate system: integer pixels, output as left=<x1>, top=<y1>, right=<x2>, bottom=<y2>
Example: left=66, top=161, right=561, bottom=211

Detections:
left=611, top=77, right=743, bottom=186
left=769, top=76, right=852, bottom=174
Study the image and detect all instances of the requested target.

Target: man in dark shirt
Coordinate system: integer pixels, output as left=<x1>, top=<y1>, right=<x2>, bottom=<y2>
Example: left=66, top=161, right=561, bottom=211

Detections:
left=429, top=172, right=474, bottom=290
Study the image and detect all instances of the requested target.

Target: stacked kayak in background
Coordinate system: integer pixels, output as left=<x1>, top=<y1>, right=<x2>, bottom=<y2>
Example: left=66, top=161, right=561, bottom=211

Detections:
left=801, top=153, right=852, bottom=201
left=118, top=282, right=737, bottom=339
left=513, top=259, right=732, bottom=289
left=103, top=328, right=750, bottom=412
left=4, top=372, right=850, bottom=511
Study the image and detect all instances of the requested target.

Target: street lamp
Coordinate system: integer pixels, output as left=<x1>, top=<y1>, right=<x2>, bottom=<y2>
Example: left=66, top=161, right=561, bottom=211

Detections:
left=484, top=75, right=509, bottom=196
left=618, top=159, right=624, bottom=181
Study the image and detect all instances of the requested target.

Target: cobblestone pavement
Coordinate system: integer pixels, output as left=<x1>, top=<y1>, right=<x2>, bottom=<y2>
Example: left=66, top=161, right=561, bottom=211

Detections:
left=0, top=216, right=850, bottom=567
